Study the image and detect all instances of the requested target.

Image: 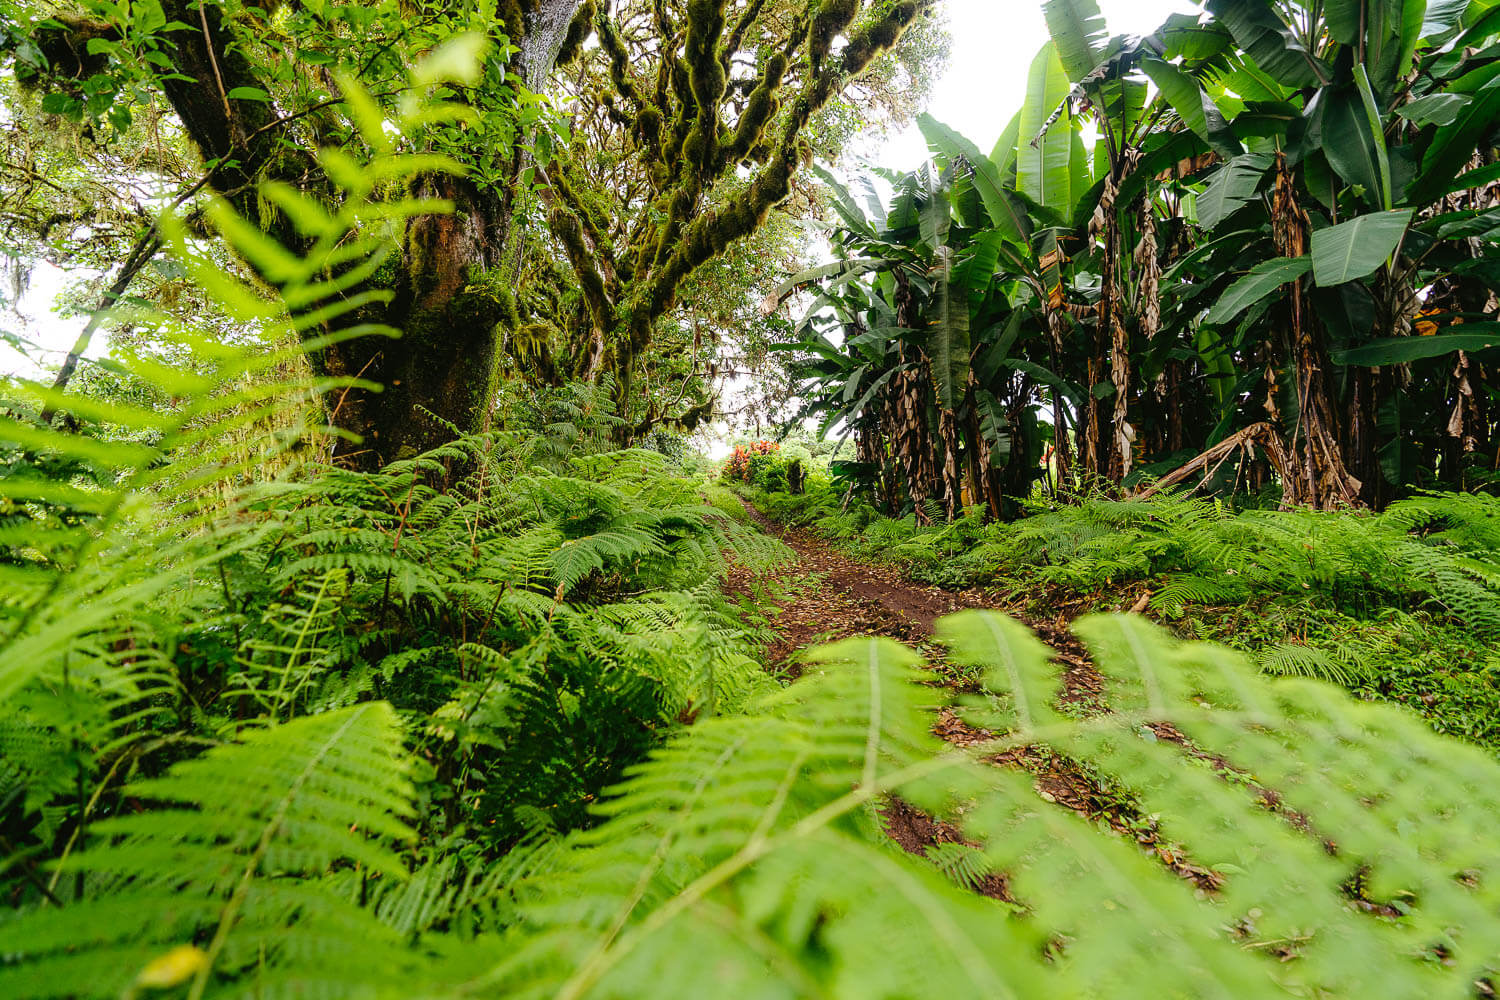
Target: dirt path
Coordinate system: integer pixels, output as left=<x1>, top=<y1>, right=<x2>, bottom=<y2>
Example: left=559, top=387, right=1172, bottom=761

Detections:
left=729, top=498, right=1223, bottom=893
left=730, top=500, right=1102, bottom=704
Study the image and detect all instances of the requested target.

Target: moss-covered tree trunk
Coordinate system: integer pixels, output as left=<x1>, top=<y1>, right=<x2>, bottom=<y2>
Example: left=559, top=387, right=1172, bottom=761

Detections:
left=326, top=175, right=512, bottom=466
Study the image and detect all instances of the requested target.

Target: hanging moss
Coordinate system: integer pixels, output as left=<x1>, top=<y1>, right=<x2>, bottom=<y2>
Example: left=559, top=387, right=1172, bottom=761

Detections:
left=555, top=0, right=595, bottom=67
left=636, top=105, right=663, bottom=150
left=495, top=284, right=521, bottom=329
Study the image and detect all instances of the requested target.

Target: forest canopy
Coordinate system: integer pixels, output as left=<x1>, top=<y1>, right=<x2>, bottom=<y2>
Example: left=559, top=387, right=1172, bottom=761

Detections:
left=5, top=0, right=942, bottom=461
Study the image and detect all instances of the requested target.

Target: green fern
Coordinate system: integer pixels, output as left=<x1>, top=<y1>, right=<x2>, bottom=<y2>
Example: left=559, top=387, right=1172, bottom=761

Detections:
left=413, top=611, right=1500, bottom=998
left=1258, top=640, right=1371, bottom=685
left=0, top=704, right=413, bottom=999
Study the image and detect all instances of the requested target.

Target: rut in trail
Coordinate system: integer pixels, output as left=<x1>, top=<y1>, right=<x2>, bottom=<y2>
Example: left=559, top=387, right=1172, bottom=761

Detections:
left=727, top=500, right=1226, bottom=894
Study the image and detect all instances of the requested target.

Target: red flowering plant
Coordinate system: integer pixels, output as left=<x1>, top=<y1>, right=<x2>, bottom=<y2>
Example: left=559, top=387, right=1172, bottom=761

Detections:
left=721, top=440, right=779, bottom=483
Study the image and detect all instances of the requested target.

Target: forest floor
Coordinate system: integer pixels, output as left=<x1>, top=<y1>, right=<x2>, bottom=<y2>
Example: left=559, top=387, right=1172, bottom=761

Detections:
left=725, top=500, right=1225, bottom=895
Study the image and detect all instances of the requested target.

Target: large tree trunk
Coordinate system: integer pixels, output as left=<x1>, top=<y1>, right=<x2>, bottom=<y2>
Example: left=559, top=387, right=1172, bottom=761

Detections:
left=325, top=175, right=511, bottom=467
left=323, top=1, right=585, bottom=465
left=136, top=0, right=585, bottom=468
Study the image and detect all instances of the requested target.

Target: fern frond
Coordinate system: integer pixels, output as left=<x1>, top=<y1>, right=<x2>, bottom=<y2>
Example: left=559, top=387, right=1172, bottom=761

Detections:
left=0, top=703, right=413, bottom=999
left=437, top=612, right=1500, bottom=999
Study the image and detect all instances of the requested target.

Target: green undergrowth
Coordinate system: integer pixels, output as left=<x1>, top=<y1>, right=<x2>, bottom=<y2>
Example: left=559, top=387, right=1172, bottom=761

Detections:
left=11, top=599, right=1500, bottom=997
left=746, top=484, right=1500, bottom=750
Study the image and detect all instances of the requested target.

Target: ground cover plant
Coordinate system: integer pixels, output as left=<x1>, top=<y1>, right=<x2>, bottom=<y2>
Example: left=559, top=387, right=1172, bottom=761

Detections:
left=7, top=0, right=1500, bottom=998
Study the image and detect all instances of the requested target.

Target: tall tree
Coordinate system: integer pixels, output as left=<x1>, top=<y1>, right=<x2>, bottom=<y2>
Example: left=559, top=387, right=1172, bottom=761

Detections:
left=16, top=0, right=937, bottom=463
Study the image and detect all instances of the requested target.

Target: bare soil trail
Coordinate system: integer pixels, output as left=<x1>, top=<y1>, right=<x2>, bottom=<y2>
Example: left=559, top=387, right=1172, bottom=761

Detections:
left=728, top=498, right=1223, bottom=891
left=729, top=499, right=1101, bottom=704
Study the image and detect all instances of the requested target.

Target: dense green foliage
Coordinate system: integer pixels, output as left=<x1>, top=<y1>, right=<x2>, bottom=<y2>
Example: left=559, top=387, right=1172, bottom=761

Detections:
left=8, top=2, right=1500, bottom=998
left=11, top=571, right=1500, bottom=997
left=782, top=0, right=1500, bottom=515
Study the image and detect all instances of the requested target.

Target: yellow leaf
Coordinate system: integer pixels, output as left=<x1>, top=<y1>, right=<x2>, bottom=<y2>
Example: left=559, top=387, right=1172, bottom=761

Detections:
left=134, top=944, right=209, bottom=990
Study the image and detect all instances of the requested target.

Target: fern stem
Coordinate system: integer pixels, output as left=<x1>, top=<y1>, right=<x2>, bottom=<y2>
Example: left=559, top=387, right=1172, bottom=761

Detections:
left=861, top=636, right=883, bottom=794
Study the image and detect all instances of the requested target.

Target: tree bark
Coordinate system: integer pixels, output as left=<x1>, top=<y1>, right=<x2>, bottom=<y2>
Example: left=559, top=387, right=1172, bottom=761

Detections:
left=327, top=175, right=511, bottom=466
left=1271, top=155, right=1363, bottom=509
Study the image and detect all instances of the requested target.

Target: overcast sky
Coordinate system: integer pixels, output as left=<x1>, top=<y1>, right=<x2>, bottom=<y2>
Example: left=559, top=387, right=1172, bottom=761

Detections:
left=877, top=0, right=1200, bottom=169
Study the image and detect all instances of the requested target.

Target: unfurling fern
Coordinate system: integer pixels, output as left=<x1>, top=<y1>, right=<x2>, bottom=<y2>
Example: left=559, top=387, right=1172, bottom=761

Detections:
left=0, top=704, right=413, bottom=999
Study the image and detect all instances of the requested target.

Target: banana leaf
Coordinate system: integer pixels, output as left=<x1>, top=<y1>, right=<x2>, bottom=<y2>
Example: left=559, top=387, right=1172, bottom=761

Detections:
left=1309, top=209, right=1413, bottom=285
left=1204, top=255, right=1312, bottom=324
left=1333, top=326, right=1500, bottom=365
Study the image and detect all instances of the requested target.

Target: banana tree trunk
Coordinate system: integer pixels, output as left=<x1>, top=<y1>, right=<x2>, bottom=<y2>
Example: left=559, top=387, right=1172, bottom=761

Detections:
left=1046, top=309, right=1073, bottom=491
left=962, top=380, right=1005, bottom=520
left=938, top=407, right=964, bottom=520
left=885, top=370, right=934, bottom=521
left=1272, top=155, right=1363, bottom=509
left=1090, top=155, right=1139, bottom=487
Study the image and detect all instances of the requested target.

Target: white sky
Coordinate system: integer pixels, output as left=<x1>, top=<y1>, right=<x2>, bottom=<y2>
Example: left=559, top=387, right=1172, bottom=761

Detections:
left=876, top=0, right=1200, bottom=170
left=1, top=260, right=90, bottom=380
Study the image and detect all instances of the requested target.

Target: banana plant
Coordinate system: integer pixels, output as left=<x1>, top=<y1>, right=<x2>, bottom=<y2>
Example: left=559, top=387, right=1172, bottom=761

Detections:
left=1155, top=0, right=1500, bottom=506
left=782, top=154, right=1062, bottom=521
left=774, top=0, right=1500, bottom=516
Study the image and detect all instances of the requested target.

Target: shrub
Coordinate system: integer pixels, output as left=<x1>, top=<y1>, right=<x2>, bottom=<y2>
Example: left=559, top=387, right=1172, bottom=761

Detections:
left=722, top=439, right=776, bottom=482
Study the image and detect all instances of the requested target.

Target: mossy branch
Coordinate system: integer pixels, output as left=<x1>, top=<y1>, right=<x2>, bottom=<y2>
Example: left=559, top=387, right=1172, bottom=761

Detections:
left=547, top=205, right=613, bottom=339
left=595, top=9, right=647, bottom=114
left=808, top=0, right=859, bottom=71
left=555, top=0, right=596, bottom=67
left=631, top=0, right=935, bottom=353
left=722, top=0, right=773, bottom=67
left=720, top=52, right=788, bottom=167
